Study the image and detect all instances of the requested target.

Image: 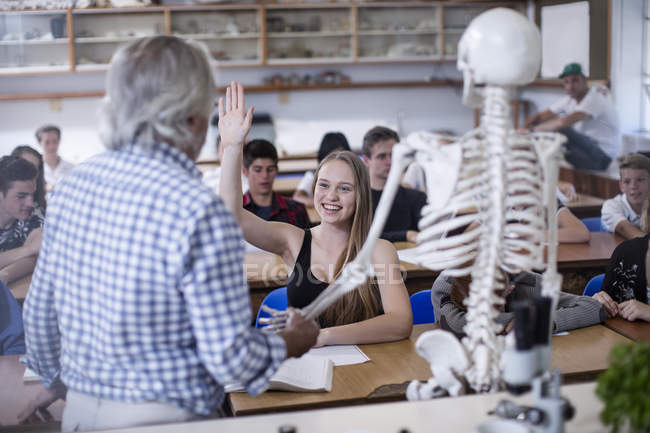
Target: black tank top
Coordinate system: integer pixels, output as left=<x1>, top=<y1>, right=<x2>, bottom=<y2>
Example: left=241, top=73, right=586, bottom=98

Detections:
left=286, top=229, right=329, bottom=309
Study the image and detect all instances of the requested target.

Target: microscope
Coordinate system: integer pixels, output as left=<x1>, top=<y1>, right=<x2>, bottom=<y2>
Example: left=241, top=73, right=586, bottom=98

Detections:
left=476, top=297, right=575, bottom=433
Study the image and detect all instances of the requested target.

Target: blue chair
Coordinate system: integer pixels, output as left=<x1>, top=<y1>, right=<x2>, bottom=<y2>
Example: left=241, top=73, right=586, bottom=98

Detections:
left=0, top=281, right=26, bottom=355
left=581, top=217, right=605, bottom=232
left=583, top=273, right=605, bottom=297
left=255, top=287, right=288, bottom=328
left=409, top=289, right=436, bottom=324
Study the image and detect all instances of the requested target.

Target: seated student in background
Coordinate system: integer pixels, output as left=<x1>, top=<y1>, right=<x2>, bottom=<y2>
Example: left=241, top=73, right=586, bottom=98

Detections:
left=601, top=153, right=650, bottom=240
left=35, top=124, right=74, bottom=193
left=11, top=146, right=47, bottom=214
left=0, top=156, right=43, bottom=286
left=293, top=131, right=351, bottom=208
left=220, top=83, right=412, bottom=346
left=243, top=139, right=309, bottom=228
left=401, top=130, right=455, bottom=193
left=362, top=126, right=427, bottom=243
left=432, top=270, right=605, bottom=337
left=592, top=226, right=650, bottom=322
left=19, top=37, right=318, bottom=430
left=519, top=62, right=618, bottom=171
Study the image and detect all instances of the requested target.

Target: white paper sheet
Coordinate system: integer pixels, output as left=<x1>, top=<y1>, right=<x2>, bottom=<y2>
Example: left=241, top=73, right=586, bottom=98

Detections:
left=397, top=246, right=420, bottom=266
left=306, top=345, right=370, bottom=366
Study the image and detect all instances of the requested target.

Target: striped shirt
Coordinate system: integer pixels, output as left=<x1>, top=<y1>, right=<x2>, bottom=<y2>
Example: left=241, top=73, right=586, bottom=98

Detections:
left=22, top=142, right=286, bottom=414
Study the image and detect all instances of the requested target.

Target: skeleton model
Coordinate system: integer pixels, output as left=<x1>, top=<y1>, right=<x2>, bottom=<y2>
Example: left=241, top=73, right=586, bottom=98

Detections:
left=263, top=7, right=565, bottom=397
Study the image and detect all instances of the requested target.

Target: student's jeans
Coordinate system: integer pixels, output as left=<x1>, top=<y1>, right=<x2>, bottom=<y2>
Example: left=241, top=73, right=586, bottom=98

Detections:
left=559, top=128, right=612, bottom=171
left=62, top=390, right=215, bottom=432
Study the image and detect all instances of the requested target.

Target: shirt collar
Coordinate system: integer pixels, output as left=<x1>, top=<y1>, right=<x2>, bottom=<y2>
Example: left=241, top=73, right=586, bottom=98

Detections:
left=127, top=141, right=202, bottom=181
left=622, top=194, right=641, bottom=219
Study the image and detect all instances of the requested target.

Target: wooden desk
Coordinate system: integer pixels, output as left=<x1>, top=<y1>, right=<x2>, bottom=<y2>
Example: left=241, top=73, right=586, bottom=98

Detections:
left=603, top=318, right=650, bottom=342
left=0, top=324, right=626, bottom=429
left=555, top=232, right=622, bottom=270
left=0, top=354, right=64, bottom=429
left=88, top=382, right=607, bottom=433
left=228, top=324, right=435, bottom=416
left=278, top=159, right=318, bottom=174
left=566, top=194, right=604, bottom=219
left=551, top=324, right=630, bottom=383
left=228, top=323, right=629, bottom=416
left=273, top=175, right=302, bottom=196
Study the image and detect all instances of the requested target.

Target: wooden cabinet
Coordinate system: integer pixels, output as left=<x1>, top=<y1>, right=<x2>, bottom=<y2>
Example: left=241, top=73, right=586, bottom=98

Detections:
left=0, top=9, right=71, bottom=73
left=170, top=5, right=262, bottom=66
left=0, top=1, right=524, bottom=75
left=72, top=7, right=165, bottom=70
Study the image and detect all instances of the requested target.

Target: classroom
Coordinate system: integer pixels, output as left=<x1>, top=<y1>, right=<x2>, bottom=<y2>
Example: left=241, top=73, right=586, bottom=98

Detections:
left=1, top=1, right=649, bottom=432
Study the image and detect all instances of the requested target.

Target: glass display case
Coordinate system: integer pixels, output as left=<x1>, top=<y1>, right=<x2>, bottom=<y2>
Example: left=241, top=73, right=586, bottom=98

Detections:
left=265, top=6, right=352, bottom=64
left=357, top=4, right=440, bottom=61
left=442, top=4, right=492, bottom=58
left=72, top=8, right=165, bottom=71
left=0, top=2, right=526, bottom=76
left=0, top=10, right=70, bottom=74
left=170, top=6, right=261, bottom=65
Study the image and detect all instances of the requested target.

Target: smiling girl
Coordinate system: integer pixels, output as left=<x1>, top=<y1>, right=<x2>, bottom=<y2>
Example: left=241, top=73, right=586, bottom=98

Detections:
left=219, top=82, right=412, bottom=346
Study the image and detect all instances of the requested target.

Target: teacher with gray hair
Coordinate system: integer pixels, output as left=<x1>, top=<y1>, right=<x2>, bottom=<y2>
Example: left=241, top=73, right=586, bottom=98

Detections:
left=19, top=35, right=318, bottom=431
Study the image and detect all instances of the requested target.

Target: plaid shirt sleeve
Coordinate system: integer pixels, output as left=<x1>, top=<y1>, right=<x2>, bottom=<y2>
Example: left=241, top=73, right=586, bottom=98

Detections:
left=22, top=213, right=62, bottom=389
left=180, top=197, right=286, bottom=395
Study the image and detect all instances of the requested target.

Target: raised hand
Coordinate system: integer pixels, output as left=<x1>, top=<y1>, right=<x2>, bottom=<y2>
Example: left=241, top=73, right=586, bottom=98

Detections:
left=217, top=81, right=254, bottom=149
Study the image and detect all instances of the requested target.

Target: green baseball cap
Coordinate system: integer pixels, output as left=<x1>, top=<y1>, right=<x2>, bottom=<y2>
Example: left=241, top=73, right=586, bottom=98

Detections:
left=559, top=63, right=584, bottom=78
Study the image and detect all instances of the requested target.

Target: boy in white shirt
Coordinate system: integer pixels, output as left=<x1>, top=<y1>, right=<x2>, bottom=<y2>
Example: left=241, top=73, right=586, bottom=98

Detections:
left=601, top=153, right=650, bottom=239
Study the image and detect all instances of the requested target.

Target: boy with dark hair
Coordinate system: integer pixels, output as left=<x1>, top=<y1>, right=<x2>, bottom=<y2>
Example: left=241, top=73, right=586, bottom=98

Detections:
left=242, top=139, right=309, bottom=228
left=362, top=126, right=427, bottom=243
left=601, top=153, right=650, bottom=239
left=0, top=156, right=43, bottom=285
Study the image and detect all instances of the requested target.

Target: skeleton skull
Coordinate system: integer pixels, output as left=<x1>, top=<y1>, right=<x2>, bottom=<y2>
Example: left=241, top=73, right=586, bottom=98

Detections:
left=457, top=8, right=541, bottom=107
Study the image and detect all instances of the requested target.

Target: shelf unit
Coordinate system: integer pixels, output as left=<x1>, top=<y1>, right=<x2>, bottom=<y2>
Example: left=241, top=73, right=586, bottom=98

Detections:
left=0, top=1, right=524, bottom=75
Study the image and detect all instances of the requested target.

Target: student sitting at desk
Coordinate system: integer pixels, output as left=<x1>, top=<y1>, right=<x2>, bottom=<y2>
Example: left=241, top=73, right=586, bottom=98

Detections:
left=432, top=270, right=605, bottom=337
left=601, top=153, right=650, bottom=240
left=293, top=131, right=351, bottom=208
left=592, top=232, right=650, bottom=322
left=362, top=126, right=427, bottom=243
left=220, top=83, right=412, bottom=346
left=243, top=139, right=309, bottom=229
left=0, top=156, right=43, bottom=286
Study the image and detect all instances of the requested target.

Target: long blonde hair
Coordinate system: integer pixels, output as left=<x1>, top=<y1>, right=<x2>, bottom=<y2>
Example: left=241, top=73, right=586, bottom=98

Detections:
left=311, top=151, right=381, bottom=327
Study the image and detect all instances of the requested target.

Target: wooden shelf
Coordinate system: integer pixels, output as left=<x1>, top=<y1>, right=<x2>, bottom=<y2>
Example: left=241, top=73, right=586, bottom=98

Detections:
left=0, top=80, right=462, bottom=101
left=358, top=29, right=439, bottom=36
left=0, top=1, right=524, bottom=76
left=267, top=31, right=352, bottom=38
left=0, top=38, right=68, bottom=45
left=173, top=32, right=260, bottom=40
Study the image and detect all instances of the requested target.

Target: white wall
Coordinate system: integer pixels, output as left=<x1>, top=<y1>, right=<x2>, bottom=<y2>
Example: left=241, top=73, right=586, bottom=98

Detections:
left=610, top=0, right=644, bottom=134
left=0, top=62, right=477, bottom=161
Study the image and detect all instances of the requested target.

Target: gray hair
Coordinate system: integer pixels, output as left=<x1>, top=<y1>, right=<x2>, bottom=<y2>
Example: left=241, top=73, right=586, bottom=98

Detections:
left=99, top=35, right=216, bottom=154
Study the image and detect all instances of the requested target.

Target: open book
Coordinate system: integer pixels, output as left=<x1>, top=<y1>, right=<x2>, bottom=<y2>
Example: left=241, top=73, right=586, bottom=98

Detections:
left=225, top=355, right=334, bottom=393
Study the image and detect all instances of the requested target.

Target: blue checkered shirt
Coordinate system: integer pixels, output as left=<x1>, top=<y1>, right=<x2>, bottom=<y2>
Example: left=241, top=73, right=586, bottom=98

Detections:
left=22, top=142, right=286, bottom=414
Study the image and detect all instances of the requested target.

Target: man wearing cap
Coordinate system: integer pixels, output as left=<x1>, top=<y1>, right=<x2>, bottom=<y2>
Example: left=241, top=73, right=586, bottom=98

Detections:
left=521, top=62, right=619, bottom=171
